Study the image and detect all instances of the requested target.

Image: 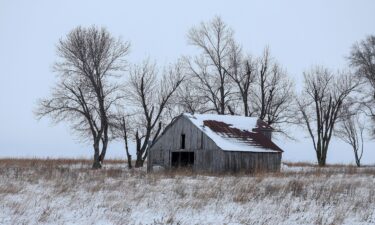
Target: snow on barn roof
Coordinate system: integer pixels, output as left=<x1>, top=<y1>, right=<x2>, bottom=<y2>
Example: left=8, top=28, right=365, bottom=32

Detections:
left=183, top=113, right=283, bottom=153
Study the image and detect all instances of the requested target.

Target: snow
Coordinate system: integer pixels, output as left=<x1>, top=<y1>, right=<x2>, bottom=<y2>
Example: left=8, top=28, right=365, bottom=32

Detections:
left=184, top=113, right=279, bottom=153
left=184, top=113, right=259, bottom=131
left=1, top=161, right=375, bottom=225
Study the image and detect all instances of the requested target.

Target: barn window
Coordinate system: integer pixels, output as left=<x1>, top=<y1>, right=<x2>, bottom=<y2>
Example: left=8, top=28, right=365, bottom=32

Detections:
left=181, top=134, right=186, bottom=149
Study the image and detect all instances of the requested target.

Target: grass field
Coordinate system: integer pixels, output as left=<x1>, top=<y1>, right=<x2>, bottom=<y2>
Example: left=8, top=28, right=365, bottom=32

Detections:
left=0, top=158, right=374, bottom=225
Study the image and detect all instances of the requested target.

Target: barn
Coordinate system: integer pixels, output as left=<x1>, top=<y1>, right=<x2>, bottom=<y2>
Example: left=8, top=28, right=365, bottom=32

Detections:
left=147, top=113, right=283, bottom=173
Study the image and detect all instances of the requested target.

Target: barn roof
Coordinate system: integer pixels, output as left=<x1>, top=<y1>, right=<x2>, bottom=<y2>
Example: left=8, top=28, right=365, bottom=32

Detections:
left=184, top=113, right=283, bottom=153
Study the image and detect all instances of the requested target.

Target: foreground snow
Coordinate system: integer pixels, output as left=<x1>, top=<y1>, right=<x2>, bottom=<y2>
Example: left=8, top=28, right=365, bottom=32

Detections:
left=0, top=159, right=375, bottom=225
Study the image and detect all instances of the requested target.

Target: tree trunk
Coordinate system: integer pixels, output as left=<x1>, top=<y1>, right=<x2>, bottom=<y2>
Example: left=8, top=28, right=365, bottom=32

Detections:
left=354, top=151, right=361, bottom=167
left=127, top=155, right=132, bottom=169
left=316, top=146, right=327, bottom=167
left=99, top=137, right=108, bottom=164
left=125, top=138, right=132, bottom=169
left=317, top=153, right=326, bottom=166
left=134, top=131, right=144, bottom=168
left=135, top=157, right=144, bottom=167
left=92, top=142, right=102, bottom=169
left=318, top=158, right=326, bottom=167
left=243, top=95, right=249, bottom=117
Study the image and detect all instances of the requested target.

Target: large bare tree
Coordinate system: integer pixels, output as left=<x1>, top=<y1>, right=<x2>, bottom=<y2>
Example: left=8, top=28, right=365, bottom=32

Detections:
left=348, top=35, right=375, bottom=134
left=186, top=16, right=236, bottom=114
left=184, top=17, right=295, bottom=125
left=297, top=66, right=359, bottom=166
left=349, top=35, right=375, bottom=95
left=127, top=60, right=185, bottom=167
left=36, top=26, right=130, bottom=169
left=252, top=48, right=295, bottom=128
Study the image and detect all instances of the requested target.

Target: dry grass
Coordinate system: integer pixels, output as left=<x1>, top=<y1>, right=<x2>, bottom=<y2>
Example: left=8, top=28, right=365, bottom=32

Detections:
left=0, top=157, right=126, bottom=168
left=0, top=183, right=22, bottom=194
left=1, top=158, right=375, bottom=225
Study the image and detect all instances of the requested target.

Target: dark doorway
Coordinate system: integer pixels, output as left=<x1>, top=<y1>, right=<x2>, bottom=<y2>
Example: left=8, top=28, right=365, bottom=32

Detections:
left=171, top=151, right=194, bottom=168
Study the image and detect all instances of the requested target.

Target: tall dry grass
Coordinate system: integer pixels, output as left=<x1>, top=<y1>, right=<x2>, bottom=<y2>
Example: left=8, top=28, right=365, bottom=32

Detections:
left=0, top=158, right=375, bottom=224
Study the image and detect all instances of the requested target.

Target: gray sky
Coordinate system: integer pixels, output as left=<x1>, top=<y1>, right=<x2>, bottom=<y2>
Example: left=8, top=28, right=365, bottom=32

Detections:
left=1, top=0, right=375, bottom=164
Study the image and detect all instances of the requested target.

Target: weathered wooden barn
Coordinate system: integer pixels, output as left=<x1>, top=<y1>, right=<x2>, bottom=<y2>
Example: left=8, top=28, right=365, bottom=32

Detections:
left=147, top=113, right=283, bottom=173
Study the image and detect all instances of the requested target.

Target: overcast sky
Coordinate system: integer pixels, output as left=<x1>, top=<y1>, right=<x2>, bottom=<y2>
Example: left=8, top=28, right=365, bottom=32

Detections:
left=1, top=0, right=375, bottom=164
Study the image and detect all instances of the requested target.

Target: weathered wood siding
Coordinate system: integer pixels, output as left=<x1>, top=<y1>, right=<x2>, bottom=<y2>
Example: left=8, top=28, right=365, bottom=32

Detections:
left=148, top=115, right=282, bottom=173
left=194, top=150, right=281, bottom=173
left=148, top=116, right=218, bottom=170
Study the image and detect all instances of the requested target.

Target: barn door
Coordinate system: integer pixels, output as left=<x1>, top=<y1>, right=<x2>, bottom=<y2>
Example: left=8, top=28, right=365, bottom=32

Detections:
left=171, top=152, right=194, bottom=168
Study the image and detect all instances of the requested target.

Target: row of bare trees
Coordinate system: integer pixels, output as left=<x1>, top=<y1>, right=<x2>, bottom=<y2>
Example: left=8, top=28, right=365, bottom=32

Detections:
left=36, top=17, right=374, bottom=168
left=36, top=27, right=185, bottom=169
left=296, top=35, right=375, bottom=167
left=296, top=34, right=375, bottom=167
left=181, top=17, right=295, bottom=131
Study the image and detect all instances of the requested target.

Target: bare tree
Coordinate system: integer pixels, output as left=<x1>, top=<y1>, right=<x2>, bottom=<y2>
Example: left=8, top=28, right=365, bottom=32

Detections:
left=297, top=66, right=359, bottom=166
left=184, top=17, right=294, bottom=124
left=349, top=35, right=375, bottom=96
left=36, top=26, right=130, bottom=169
left=186, top=16, right=236, bottom=114
left=127, top=60, right=185, bottom=167
left=336, top=108, right=365, bottom=167
left=227, top=48, right=257, bottom=116
left=348, top=35, right=375, bottom=134
left=110, top=113, right=133, bottom=168
left=252, top=48, right=295, bottom=128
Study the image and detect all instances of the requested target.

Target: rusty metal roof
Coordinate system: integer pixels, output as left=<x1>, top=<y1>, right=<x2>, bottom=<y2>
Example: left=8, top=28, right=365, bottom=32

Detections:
left=203, top=120, right=283, bottom=152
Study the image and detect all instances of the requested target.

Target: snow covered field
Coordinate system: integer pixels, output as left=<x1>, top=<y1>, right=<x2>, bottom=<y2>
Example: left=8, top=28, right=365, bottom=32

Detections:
left=1, top=159, right=375, bottom=225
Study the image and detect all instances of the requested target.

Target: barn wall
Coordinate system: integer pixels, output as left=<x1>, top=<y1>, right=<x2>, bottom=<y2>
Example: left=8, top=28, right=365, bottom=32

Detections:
left=195, top=150, right=282, bottom=173
left=148, top=116, right=220, bottom=170
left=148, top=115, right=282, bottom=173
